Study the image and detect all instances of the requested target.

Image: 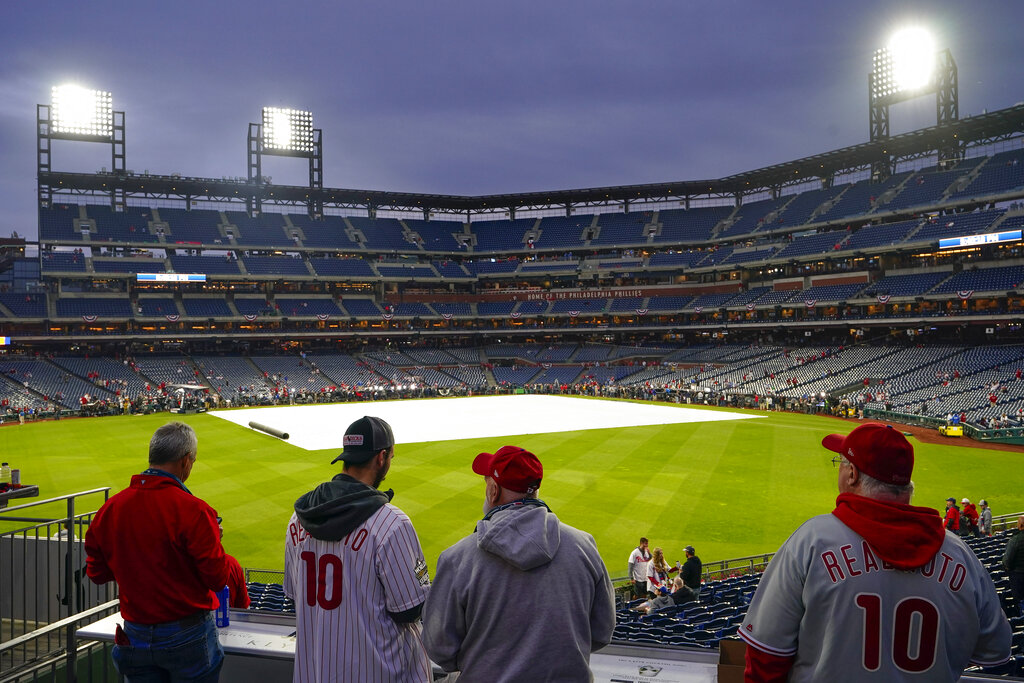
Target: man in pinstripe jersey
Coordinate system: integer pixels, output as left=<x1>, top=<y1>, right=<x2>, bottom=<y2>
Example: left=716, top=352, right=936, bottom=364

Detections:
left=285, top=416, right=431, bottom=683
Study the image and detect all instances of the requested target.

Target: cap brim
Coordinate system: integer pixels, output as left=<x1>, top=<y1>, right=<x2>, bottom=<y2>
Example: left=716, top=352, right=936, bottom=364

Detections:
left=472, top=452, right=494, bottom=477
left=330, top=454, right=344, bottom=464
left=821, top=433, right=845, bottom=453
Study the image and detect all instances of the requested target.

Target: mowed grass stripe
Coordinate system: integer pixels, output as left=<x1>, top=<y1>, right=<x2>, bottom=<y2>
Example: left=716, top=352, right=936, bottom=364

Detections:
left=2, top=405, right=1022, bottom=576
left=541, top=425, right=671, bottom=548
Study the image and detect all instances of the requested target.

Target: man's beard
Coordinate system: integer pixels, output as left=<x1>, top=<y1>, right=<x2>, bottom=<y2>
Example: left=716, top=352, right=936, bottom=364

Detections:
left=372, top=464, right=386, bottom=489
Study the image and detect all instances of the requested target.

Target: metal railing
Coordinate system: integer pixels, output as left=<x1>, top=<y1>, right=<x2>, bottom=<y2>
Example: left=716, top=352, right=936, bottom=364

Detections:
left=610, top=552, right=776, bottom=592
left=864, top=408, right=1024, bottom=442
left=1, top=489, right=115, bottom=682
left=0, top=601, right=120, bottom=683
left=244, top=568, right=285, bottom=586
left=608, top=513, right=1024, bottom=601
left=991, top=512, right=1023, bottom=534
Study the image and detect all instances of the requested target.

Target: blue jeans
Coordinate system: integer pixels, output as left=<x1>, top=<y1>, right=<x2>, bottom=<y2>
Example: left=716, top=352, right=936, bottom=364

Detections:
left=113, top=612, right=223, bottom=683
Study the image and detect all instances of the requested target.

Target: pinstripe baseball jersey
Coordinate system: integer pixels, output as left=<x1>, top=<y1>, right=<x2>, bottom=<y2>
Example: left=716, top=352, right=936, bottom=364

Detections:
left=284, top=502, right=431, bottom=683
left=740, top=513, right=1012, bottom=682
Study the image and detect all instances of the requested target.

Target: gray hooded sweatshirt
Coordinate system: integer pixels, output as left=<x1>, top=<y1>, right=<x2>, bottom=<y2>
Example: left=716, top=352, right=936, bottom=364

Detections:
left=421, top=500, right=616, bottom=682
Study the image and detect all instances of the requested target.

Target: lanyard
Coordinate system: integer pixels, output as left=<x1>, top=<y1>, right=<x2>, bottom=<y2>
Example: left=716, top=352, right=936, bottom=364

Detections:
left=141, top=468, right=192, bottom=495
left=483, top=498, right=549, bottom=521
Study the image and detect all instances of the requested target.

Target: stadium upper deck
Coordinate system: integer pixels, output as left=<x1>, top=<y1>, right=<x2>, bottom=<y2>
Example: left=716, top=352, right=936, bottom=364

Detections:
left=32, top=147, right=1024, bottom=255
left=2, top=105, right=1024, bottom=343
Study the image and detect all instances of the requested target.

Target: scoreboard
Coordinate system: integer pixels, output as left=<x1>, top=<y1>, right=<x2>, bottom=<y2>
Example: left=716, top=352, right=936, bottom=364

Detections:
left=938, top=229, right=1022, bottom=250
left=136, top=273, right=207, bottom=282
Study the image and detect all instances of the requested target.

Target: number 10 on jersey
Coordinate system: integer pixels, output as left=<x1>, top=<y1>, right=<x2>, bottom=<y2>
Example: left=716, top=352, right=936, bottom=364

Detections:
left=856, top=593, right=939, bottom=673
left=300, top=551, right=343, bottom=609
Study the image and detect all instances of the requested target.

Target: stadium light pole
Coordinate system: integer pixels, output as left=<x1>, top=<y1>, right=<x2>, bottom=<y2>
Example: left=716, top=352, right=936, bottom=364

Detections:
left=247, top=107, right=322, bottom=217
left=38, top=85, right=125, bottom=210
left=868, top=28, right=959, bottom=181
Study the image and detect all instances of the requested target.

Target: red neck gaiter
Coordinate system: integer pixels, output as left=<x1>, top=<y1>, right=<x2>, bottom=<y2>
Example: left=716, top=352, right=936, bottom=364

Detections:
left=831, top=492, right=946, bottom=570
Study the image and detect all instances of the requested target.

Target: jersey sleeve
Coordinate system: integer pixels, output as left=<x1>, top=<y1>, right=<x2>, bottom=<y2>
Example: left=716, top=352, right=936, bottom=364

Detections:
left=282, top=514, right=298, bottom=601
left=969, top=552, right=1013, bottom=666
left=375, top=509, right=430, bottom=614
left=739, top=530, right=807, bottom=657
left=646, top=564, right=662, bottom=589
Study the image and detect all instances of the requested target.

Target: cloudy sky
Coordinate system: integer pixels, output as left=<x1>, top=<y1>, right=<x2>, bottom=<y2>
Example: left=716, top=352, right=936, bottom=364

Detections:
left=1, top=1, right=1021, bottom=239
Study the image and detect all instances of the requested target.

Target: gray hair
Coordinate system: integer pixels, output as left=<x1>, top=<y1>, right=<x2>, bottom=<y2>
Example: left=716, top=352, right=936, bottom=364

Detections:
left=858, top=469, right=914, bottom=502
left=149, top=422, right=198, bottom=465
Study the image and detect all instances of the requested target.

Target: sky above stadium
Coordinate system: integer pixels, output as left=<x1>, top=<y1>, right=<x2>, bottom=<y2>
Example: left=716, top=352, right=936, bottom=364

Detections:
left=1, top=0, right=1022, bottom=240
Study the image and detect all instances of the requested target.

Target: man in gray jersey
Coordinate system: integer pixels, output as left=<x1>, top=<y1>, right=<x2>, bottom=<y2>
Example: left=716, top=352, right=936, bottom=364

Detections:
left=740, top=422, right=1010, bottom=682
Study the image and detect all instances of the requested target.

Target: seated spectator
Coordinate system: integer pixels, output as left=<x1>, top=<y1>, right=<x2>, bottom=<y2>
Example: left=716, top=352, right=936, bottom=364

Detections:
left=633, top=577, right=697, bottom=614
left=646, top=547, right=678, bottom=596
left=680, top=544, right=703, bottom=599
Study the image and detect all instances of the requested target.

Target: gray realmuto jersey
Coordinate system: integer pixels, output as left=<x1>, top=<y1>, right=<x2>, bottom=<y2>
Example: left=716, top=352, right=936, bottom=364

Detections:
left=740, top=513, right=1011, bottom=682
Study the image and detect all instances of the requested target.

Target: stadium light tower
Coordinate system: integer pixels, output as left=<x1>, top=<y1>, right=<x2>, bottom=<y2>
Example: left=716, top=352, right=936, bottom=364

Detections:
left=868, top=27, right=959, bottom=180
left=38, top=84, right=126, bottom=210
left=247, top=107, right=323, bottom=217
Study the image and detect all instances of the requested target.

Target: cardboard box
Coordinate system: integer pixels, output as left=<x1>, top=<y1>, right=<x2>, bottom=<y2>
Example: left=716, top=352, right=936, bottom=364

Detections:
left=718, top=639, right=746, bottom=683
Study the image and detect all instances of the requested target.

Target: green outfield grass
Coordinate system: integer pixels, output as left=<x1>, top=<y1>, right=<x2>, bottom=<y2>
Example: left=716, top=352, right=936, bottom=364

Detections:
left=3, top=400, right=1022, bottom=577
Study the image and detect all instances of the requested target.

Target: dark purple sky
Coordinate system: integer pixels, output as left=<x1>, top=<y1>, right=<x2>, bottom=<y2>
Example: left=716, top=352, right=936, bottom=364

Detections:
left=1, top=1, right=1021, bottom=239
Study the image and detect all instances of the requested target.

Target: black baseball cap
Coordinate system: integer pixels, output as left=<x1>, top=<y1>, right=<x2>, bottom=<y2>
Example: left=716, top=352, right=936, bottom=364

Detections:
left=331, top=416, right=394, bottom=465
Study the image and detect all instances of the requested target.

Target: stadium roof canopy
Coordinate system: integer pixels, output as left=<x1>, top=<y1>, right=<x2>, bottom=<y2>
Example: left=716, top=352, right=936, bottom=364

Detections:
left=40, top=104, right=1024, bottom=217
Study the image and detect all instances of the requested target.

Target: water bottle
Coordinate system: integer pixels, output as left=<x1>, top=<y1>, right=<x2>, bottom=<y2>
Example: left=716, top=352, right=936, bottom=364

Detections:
left=0, top=463, right=11, bottom=485
left=215, top=586, right=230, bottom=628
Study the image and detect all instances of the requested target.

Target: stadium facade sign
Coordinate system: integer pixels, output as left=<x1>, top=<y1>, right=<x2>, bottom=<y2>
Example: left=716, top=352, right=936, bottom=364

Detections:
left=388, top=284, right=742, bottom=305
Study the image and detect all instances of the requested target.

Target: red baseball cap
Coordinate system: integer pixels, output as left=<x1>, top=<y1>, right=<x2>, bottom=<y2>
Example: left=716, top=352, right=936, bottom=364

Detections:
left=472, top=446, right=543, bottom=495
left=822, top=422, right=914, bottom=485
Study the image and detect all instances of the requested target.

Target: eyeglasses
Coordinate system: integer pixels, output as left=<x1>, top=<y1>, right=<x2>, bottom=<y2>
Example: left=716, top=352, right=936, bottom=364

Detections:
left=831, top=455, right=848, bottom=468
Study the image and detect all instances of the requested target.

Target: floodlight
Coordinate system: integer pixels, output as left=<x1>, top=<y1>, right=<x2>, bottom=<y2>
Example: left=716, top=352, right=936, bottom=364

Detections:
left=871, top=27, right=937, bottom=99
left=51, top=85, right=113, bottom=137
left=262, top=107, right=314, bottom=153
left=888, top=27, right=936, bottom=91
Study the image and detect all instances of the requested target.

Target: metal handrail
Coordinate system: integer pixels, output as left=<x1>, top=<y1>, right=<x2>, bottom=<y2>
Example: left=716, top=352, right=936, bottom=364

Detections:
left=1, top=488, right=117, bottom=682
left=0, top=600, right=119, bottom=652
left=609, top=515, right=1024, bottom=587
left=0, top=488, right=111, bottom=516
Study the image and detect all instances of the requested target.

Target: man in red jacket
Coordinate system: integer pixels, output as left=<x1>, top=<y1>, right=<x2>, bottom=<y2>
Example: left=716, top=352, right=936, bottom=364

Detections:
left=943, top=497, right=961, bottom=533
left=86, top=422, right=249, bottom=682
left=962, top=498, right=980, bottom=537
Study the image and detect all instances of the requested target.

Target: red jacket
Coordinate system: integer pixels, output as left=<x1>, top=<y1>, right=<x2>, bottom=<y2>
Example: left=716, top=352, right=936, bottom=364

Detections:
left=85, top=473, right=249, bottom=623
left=963, top=502, right=979, bottom=526
left=943, top=505, right=960, bottom=531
